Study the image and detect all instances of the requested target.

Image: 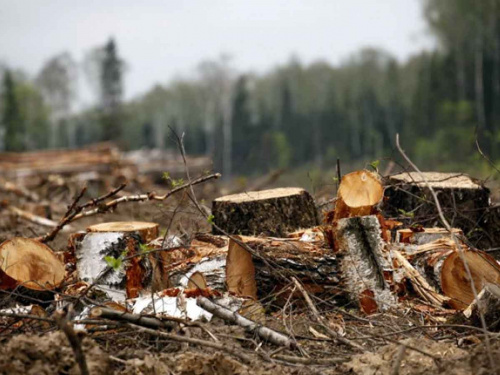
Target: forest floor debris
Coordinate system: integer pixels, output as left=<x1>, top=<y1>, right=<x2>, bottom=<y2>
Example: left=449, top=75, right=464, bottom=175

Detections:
left=1, top=144, right=500, bottom=374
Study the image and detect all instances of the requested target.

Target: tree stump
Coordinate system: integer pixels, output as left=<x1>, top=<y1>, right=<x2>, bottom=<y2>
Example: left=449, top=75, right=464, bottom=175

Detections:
left=335, top=215, right=395, bottom=314
left=75, top=221, right=160, bottom=300
left=334, top=170, right=384, bottom=222
left=212, top=187, right=318, bottom=237
left=383, top=172, right=490, bottom=241
left=0, top=238, right=65, bottom=298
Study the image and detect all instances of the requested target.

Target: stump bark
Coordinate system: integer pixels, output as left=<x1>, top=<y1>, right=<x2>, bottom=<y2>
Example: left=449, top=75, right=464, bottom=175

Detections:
left=335, top=215, right=395, bottom=314
left=228, top=236, right=341, bottom=304
left=212, top=187, right=318, bottom=236
left=75, top=221, right=160, bottom=300
left=383, top=172, right=489, bottom=240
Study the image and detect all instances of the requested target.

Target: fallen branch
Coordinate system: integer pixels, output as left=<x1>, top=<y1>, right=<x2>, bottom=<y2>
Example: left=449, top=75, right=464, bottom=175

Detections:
left=54, top=312, right=89, bottom=375
left=3, top=204, right=67, bottom=229
left=70, top=173, right=220, bottom=222
left=91, top=307, right=176, bottom=330
left=197, top=296, right=294, bottom=348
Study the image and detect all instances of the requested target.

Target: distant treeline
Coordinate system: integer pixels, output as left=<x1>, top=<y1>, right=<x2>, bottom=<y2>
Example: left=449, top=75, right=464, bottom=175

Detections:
left=1, top=0, right=500, bottom=177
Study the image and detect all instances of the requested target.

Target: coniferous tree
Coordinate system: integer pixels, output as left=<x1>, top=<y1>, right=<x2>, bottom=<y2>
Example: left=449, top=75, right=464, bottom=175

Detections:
left=100, top=38, right=124, bottom=141
left=1, top=70, right=25, bottom=151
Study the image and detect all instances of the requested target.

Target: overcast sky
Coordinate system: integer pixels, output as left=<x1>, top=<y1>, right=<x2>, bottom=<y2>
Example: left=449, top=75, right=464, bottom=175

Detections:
left=0, top=0, right=433, bottom=104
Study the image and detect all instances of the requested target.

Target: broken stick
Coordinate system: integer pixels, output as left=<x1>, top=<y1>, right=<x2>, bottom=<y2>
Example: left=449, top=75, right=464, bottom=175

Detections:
left=197, top=296, right=294, bottom=348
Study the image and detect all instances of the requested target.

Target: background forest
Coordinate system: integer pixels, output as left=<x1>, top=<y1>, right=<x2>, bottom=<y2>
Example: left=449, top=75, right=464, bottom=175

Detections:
left=1, top=0, right=499, bottom=180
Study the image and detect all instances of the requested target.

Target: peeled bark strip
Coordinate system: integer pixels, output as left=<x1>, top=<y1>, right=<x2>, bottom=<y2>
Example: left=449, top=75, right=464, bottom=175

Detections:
left=75, top=222, right=160, bottom=300
left=334, top=170, right=383, bottom=222
left=0, top=237, right=65, bottom=291
left=226, top=238, right=257, bottom=299
left=335, top=215, right=395, bottom=314
left=212, top=187, right=318, bottom=236
left=464, top=283, right=500, bottom=331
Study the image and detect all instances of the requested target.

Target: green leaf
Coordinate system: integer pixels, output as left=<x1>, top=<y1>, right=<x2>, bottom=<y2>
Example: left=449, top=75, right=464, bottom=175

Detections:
left=104, top=256, right=122, bottom=270
left=171, top=178, right=185, bottom=188
left=139, top=243, right=152, bottom=254
left=207, top=214, right=215, bottom=224
left=162, top=172, right=171, bottom=181
left=369, top=160, right=380, bottom=170
left=398, top=208, right=414, bottom=218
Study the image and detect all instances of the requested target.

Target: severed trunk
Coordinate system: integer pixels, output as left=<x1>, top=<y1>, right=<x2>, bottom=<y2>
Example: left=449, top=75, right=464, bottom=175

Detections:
left=333, top=170, right=383, bottom=222
left=335, top=215, right=395, bottom=314
left=212, top=187, right=318, bottom=237
left=74, top=221, right=160, bottom=300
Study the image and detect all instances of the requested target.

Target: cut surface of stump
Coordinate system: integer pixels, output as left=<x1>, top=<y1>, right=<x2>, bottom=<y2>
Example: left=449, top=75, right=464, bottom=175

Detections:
left=334, top=170, right=383, bottom=221
left=0, top=237, right=65, bottom=291
left=212, top=187, right=318, bottom=236
left=87, top=221, right=159, bottom=243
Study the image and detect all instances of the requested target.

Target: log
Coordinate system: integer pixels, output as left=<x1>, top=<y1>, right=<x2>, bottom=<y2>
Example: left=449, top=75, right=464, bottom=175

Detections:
left=75, top=221, right=160, bottom=300
left=0, top=237, right=65, bottom=292
left=335, top=215, right=395, bottom=314
left=212, top=187, right=318, bottom=236
left=401, top=239, right=500, bottom=309
left=334, top=170, right=384, bottom=222
left=232, top=236, right=341, bottom=303
left=383, top=172, right=489, bottom=239
left=463, top=283, right=500, bottom=331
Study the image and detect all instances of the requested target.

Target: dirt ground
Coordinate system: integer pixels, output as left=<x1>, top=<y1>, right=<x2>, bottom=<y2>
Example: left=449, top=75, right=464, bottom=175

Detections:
left=0, top=178, right=500, bottom=374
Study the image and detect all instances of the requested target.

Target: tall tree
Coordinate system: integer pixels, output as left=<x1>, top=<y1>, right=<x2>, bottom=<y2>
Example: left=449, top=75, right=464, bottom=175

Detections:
left=1, top=70, right=25, bottom=151
left=100, top=38, right=124, bottom=142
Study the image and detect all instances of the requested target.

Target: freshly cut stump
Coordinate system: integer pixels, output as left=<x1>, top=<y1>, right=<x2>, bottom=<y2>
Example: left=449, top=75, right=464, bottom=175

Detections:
left=76, top=221, right=160, bottom=300
left=212, top=187, right=318, bottom=236
left=334, top=170, right=383, bottom=222
left=383, top=172, right=489, bottom=242
left=335, top=216, right=395, bottom=314
left=0, top=237, right=65, bottom=291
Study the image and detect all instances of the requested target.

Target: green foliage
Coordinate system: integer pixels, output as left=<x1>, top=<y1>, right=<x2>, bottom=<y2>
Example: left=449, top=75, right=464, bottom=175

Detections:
left=207, top=214, right=215, bottom=224
left=398, top=209, right=415, bottom=219
left=104, top=255, right=123, bottom=270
